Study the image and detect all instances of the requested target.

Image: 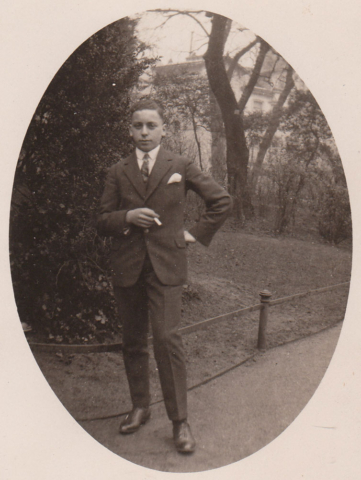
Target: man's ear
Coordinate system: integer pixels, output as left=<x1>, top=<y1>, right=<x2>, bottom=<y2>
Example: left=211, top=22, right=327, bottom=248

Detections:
left=161, top=123, right=166, bottom=137
left=129, top=125, right=133, bottom=137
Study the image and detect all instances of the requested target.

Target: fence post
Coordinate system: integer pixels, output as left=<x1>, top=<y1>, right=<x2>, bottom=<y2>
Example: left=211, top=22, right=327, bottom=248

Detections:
left=257, top=290, right=272, bottom=350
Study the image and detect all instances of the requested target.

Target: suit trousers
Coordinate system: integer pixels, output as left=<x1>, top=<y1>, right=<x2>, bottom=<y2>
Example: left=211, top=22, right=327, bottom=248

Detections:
left=113, top=255, right=187, bottom=422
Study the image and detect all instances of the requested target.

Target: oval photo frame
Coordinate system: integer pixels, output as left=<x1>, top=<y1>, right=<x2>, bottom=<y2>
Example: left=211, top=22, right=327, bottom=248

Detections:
left=7, top=6, right=350, bottom=471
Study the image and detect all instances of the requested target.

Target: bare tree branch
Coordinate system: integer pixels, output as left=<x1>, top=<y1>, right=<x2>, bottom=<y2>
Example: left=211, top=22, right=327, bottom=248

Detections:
left=148, top=8, right=205, bottom=14
left=148, top=9, right=210, bottom=37
left=56, top=262, right=69, bottom=287
left=85, top=256, right=106, bottom=274
left=191, top=41, right=209, bottom=55
left=262, top=53, right=282, bottom=86
left=227, top=38, right=258, bottom=80
left=152, top=13, right=183, bottom=30
left=237, top=39, right=270, bottom=113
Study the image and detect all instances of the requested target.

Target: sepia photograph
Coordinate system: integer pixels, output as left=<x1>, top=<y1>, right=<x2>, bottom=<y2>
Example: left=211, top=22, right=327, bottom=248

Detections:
left=2, top=1, right=361, bottom=478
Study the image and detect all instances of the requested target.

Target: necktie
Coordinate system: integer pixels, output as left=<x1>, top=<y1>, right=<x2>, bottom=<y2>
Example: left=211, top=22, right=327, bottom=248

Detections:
left=141, top=153, right=150, bottom=183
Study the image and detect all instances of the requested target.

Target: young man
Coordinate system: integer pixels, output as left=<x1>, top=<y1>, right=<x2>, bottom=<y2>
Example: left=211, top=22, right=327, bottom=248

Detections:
left=97, top=99, right=232, bottom=454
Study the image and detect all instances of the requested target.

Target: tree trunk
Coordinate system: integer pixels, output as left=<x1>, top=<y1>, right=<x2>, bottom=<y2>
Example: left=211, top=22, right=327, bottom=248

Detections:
left=209, top=90, right=226, bottom=184
left=204, top=14, right=249, bottom=220
left=190, top=110, right=203, bottom=170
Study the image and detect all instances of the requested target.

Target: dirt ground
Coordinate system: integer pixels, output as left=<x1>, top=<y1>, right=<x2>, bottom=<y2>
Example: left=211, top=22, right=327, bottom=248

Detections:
left=29, top=228, right=351, bottom=424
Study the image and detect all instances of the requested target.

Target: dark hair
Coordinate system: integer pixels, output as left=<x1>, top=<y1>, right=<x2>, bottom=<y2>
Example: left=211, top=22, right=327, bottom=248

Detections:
left=130, top=98, right=164, bottom=120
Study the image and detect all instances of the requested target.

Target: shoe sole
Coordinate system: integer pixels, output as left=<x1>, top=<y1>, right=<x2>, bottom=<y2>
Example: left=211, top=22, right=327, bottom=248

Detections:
left=176, top=447, right=195, bottom=454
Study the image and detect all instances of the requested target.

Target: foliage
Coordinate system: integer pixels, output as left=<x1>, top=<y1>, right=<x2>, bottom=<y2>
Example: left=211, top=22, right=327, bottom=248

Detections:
left=277, top=89, right=351, bottom=239
left=259, top=150, right=307, bottom=234
left=10, top=18, right=154, bottom=343
left=243, top=111, right=271, bottom=149
left=311, top=170, right=352, bottom=244
left=280, top=89, right=333, bottom=165
left=253, top=149, right=351, bottom=243
left=247, top=88, right=351, bottom=240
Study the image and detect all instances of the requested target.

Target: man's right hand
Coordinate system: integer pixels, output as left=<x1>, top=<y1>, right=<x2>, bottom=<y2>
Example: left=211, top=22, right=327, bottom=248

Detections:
left=126, top=208, right=160, bottom=228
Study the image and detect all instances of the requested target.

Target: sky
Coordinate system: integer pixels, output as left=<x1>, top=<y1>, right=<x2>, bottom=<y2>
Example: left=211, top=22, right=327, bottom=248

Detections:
left=132, top=10, right=257, bottom=67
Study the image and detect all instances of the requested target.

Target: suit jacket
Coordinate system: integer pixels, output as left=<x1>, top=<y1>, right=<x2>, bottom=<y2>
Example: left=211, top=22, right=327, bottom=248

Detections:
left=97, top=147, right=232, bottom=287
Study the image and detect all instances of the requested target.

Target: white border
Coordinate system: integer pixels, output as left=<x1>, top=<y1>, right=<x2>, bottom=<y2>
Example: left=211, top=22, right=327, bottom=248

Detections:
left=1, top=1, right=361, bottom=479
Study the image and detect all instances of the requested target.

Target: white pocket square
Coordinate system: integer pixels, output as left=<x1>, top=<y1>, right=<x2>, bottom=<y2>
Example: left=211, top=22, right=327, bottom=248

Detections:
left=167, top=173, right=182, bottom=184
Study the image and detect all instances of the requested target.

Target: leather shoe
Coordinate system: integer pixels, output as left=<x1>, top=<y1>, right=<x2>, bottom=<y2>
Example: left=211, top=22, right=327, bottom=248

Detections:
left=173, top=421, right=196, bottom=453
left=119, top=407, right=151, bottom=434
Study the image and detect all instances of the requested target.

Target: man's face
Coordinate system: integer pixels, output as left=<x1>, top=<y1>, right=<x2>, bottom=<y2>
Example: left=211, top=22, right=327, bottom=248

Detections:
left=129, top=109, right=165, bottom=152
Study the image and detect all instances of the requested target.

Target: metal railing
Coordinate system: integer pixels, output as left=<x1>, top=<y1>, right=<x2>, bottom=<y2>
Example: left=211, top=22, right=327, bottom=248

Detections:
left=28, top=281, right=350, bottom=354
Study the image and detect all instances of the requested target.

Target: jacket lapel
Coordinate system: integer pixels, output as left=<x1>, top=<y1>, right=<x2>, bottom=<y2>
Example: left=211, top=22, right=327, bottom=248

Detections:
left=123, top=152, right=146, bottom=199
left=145, top=147, right=173, bottom=201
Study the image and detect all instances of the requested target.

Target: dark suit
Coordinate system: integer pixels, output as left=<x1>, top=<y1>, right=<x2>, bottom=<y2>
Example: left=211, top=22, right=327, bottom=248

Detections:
left=98, top=147, right=232, bottom=420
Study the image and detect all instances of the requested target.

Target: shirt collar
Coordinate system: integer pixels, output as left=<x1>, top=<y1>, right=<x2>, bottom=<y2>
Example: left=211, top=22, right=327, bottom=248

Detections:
left=136, top=145, right=161, bottom=162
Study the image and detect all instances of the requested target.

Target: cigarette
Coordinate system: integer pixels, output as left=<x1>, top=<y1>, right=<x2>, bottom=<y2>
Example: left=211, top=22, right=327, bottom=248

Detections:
left=154, top=217, right=162, bottom=226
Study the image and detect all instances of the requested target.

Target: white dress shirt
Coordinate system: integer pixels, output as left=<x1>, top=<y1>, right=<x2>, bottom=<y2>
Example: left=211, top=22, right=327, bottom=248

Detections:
left=136, top=145, right=160, bottom=175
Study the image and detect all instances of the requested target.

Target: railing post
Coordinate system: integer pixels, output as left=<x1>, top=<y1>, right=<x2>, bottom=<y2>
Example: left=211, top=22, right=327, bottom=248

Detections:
left=257, top=290, right=272, bottom=350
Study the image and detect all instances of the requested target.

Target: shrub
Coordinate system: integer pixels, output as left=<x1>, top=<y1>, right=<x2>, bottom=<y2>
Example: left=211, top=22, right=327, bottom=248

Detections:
left=316, top=180, right=352, bottom=244
left=10, top=18, right=154, bottom=343
left=259, top=151, right=307, bottom=234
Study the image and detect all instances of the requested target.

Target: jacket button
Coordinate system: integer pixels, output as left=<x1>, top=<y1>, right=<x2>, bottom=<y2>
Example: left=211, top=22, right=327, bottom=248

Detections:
left=144, top=228, right=149, bottom=234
